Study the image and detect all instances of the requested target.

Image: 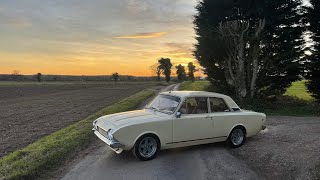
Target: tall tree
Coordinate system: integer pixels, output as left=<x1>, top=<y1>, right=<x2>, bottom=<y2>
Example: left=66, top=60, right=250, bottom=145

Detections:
left=176, top=64, right=187, bottom=82
left=112, top=72, right=119, bottom=82
left=35, top=73, right=42, bottom=82
left=306, top=0, right=320, bottom=102
left=187, top=62, right=197, bottom=82
left=150, top=63, right=162, bottom=81
left=158, top=58, right=173, bottom=82
left=193, top=0, right=304, bottom=100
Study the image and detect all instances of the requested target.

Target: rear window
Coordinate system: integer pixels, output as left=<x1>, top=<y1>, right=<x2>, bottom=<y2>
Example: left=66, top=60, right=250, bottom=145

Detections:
left=209, top=97, right=230, bottom=112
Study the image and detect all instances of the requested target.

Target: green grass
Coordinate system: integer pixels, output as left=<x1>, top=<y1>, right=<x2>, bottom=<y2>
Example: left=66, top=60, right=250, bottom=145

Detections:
left=179, top=81, right=212, bottom=91
left=179, top=81, right=319, bottom=116
left=284, top=80, right=314, bottom=101
left=0, top=89, right=155, bottom=180
left=239, top=96, right=320, bottom=116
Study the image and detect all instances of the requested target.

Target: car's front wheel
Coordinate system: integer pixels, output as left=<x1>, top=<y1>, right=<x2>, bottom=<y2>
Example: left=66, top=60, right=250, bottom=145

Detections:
left=228, top=127, right=246, bottom=148
left=132, top=134, right=160, bottom=161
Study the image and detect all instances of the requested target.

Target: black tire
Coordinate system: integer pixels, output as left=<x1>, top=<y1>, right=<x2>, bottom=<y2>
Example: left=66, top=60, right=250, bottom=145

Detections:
left=228, top=127, right=246, bottom=148
left=132, top=134, right=160, bottom=161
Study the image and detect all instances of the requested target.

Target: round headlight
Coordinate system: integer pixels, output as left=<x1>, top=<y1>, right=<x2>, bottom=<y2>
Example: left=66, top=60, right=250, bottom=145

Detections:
left=107, top=129, right=113, bottom=140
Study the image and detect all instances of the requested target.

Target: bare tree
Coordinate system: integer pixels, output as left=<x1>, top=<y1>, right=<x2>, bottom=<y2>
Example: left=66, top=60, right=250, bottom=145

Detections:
left=150, top=63, right=162, bottom=81
left=217, top=19, right=265, bottom=100
left=11, top=70, right=22, bottom=81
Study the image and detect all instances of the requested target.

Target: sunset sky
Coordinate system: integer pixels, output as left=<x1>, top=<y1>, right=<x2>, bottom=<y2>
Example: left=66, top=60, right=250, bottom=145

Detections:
left=0, top=0, right=198, bottom=76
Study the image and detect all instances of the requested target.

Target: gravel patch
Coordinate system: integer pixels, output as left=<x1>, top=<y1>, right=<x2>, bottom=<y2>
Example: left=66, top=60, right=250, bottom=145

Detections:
left=231, top=116, right=320, bottom=180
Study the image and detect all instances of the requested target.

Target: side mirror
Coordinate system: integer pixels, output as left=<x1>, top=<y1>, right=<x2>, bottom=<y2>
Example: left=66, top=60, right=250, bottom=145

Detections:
left=176, top=112, right=182, bottom=118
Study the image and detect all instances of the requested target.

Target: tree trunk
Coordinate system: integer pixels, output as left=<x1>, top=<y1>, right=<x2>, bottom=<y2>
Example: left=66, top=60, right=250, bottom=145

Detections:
left=224, top=56, right=235, bottom=86
left=250, top=19, right=265, bottom=98
left=250, top=41, right=260, bottom=98
left=236, top=22, right=249, bottom=101
left=156, top=73, right=161, bottom=81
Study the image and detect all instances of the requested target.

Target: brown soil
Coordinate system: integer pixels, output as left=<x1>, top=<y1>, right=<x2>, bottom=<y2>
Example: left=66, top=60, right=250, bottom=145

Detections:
left=0, top=82, right=153, bottom=158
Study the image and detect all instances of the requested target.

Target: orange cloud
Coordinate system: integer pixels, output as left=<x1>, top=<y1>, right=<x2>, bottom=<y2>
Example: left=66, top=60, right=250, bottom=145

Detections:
left=114, top=32, right=167, bottom=39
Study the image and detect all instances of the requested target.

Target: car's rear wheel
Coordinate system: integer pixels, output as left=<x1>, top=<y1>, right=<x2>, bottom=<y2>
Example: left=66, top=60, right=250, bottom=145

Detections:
left=228, top=127, right=246, bottom=148
left=132, top=134, right=160, bottom=161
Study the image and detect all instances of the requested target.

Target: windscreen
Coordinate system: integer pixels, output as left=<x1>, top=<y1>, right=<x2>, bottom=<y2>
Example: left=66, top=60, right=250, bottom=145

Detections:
left=146, top=94, right=180, bottom=114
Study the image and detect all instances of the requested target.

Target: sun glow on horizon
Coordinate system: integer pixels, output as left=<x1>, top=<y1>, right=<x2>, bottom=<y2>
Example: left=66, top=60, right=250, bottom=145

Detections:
left=0, top=0, right=198, bottom=76
left=114, top=32, right=167, bottom=39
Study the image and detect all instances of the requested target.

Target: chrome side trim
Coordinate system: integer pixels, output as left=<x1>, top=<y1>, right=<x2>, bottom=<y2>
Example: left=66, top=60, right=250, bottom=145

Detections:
left=166, top=136, right=227, bottom=145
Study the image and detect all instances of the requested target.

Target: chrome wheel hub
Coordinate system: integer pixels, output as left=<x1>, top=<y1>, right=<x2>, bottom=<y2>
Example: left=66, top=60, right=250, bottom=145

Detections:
left=231, top=129, right=244, bottom=146
left=138, top=137, right=157, bottom=158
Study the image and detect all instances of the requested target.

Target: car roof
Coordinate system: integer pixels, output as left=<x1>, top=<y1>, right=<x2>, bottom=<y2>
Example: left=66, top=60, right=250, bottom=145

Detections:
left=160, top=91, right=228, bottom=98
left=160, top=91, right=240, bottom=109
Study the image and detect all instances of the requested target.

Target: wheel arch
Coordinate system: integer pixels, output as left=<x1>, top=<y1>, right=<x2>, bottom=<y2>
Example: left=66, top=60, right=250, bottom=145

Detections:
left=227, top=124, right=247, bottom=138
left=133, top=131, right=161, bottom=149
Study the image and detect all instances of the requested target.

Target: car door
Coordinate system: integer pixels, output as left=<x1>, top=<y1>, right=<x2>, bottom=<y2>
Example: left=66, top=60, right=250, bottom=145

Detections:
left=208, top=97, right=237, bottom=137
left=173, top=97, right=214, bottom=143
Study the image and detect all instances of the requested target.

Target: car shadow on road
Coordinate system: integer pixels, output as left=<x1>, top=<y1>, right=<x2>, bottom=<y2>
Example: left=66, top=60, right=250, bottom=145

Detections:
left=78, top=140, right=262, bottom=180
left=107, top=141, right=229, bottom=163
left=160, top=142, right=228, bottom=156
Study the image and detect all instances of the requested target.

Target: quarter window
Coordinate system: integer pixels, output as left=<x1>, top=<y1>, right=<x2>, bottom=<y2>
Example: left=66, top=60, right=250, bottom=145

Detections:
left=179, top=97, right=208, bottom=114
left=209, top=98, right=230, bottom=112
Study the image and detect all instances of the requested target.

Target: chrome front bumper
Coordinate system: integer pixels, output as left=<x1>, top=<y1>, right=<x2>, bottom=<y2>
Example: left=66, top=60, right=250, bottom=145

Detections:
left=92, top=128, right=124, bottom=154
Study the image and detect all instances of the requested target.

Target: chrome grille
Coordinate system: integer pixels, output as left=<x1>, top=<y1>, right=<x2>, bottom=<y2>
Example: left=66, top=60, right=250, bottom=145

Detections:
left=97, top=126, right=107, bottom=137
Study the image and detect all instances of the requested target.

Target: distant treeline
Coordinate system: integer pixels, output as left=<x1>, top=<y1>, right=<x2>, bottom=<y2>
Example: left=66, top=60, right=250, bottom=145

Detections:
left=0, top=74, right=198, bottom=82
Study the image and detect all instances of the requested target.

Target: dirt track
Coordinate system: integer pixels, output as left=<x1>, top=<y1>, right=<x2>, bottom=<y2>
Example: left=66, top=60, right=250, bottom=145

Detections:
left=0, top=82, right=153, bottom=157
left=59, top=116, right=320, bottom=180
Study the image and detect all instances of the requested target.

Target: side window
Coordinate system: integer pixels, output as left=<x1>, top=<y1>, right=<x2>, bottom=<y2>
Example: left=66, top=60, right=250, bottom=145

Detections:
left=209, top=98, right=230, bottom=112
left=179, top=97, right=208, bottom=114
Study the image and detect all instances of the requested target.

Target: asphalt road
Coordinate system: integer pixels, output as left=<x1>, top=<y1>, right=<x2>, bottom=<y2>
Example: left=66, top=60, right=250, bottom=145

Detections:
left=61, top=141, right=261, bottom=180
left=61, top=86, right=320, bottom=180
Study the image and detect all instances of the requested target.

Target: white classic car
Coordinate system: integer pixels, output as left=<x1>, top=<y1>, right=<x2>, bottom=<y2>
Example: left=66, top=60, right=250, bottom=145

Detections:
left=93, top=91, right=266, bottom=161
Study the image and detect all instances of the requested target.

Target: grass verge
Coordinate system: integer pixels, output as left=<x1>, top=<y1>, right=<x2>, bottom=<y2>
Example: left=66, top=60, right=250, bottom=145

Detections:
left=284, top=80, right=313, bottom=101
left=179, top=81, right=212, bottom=91
left=0, top=89, right=155, bottom=180
left=179, top=81, right=319, bottom=116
